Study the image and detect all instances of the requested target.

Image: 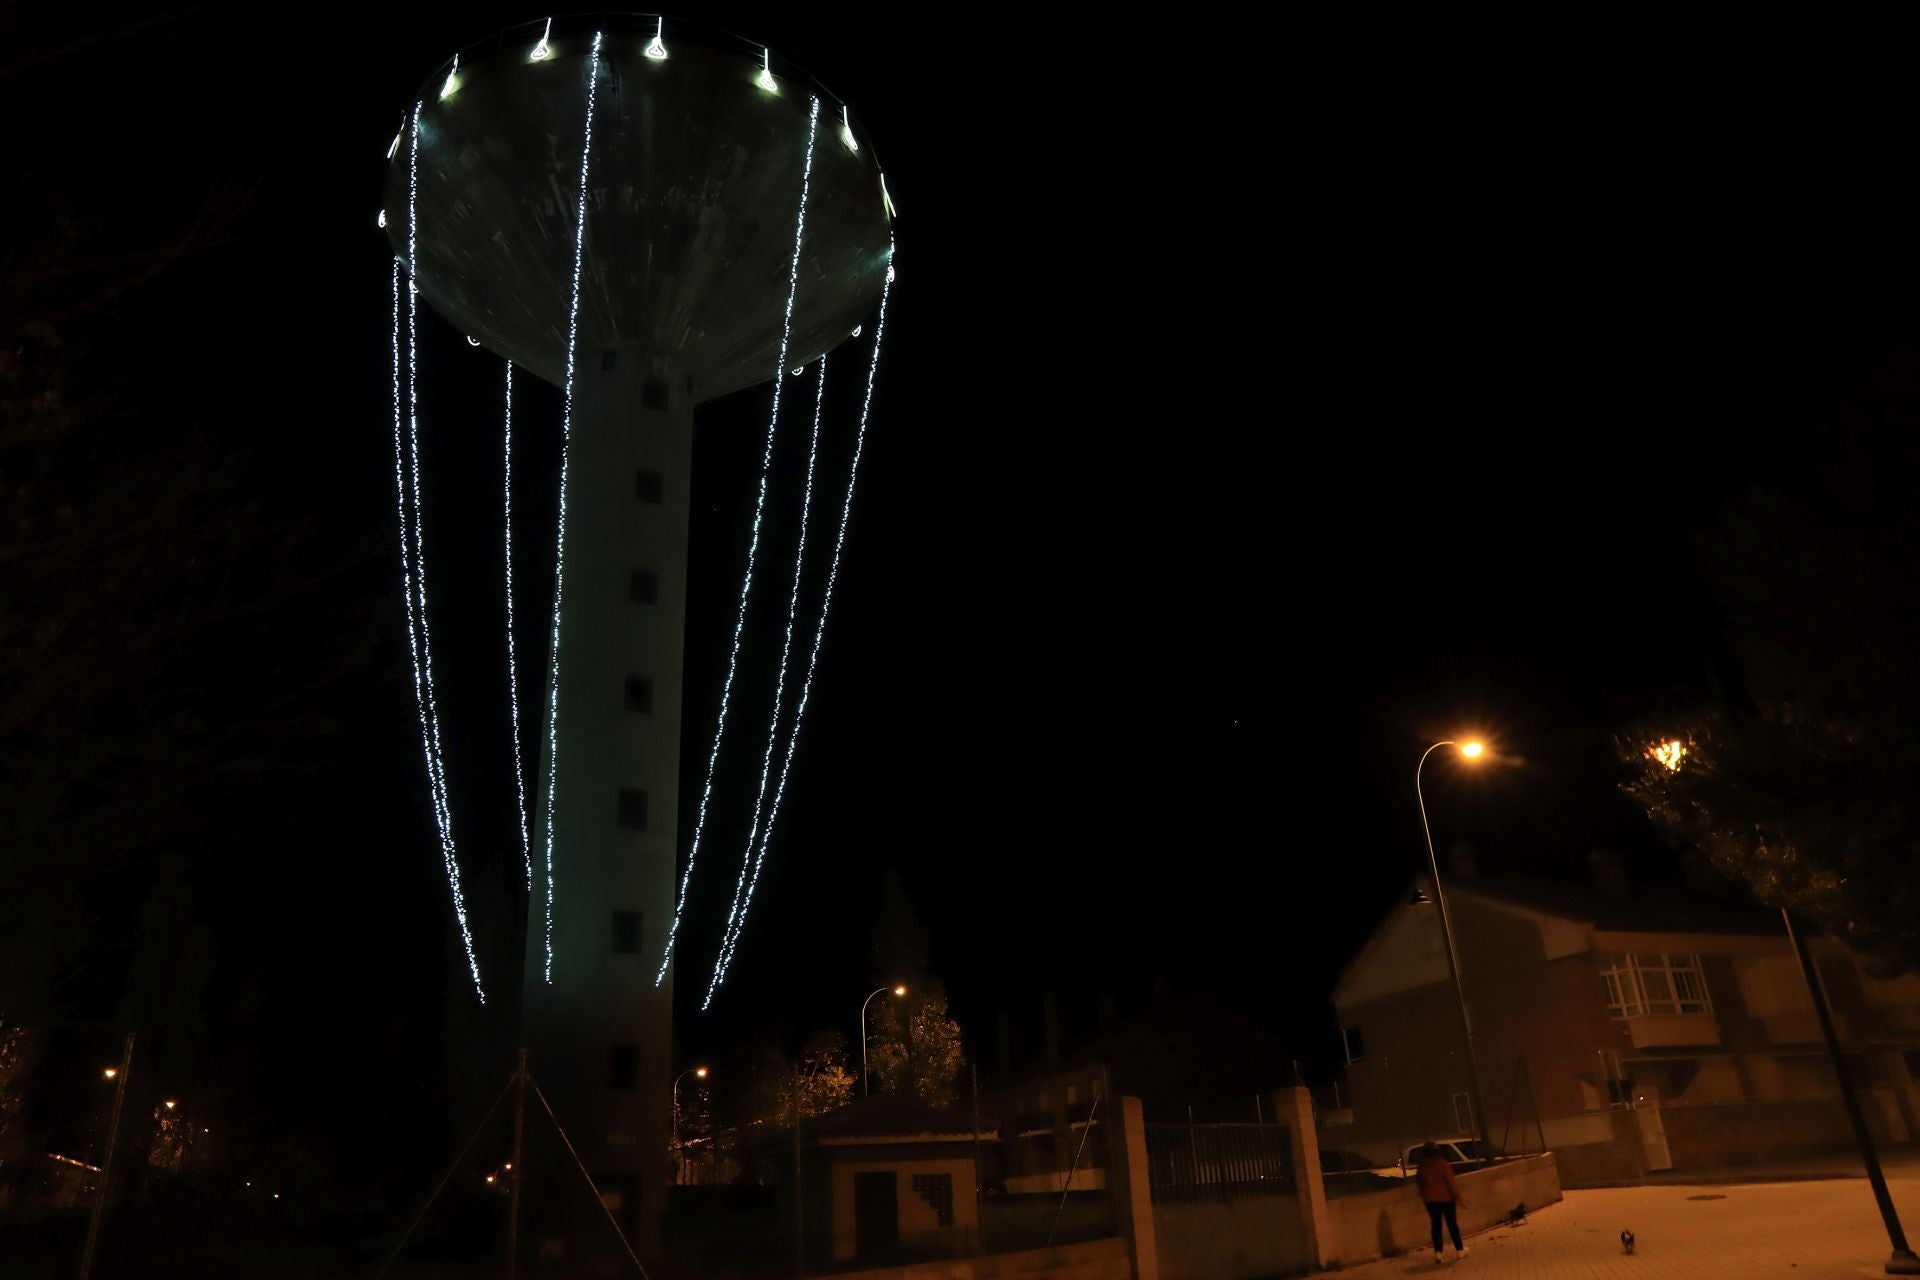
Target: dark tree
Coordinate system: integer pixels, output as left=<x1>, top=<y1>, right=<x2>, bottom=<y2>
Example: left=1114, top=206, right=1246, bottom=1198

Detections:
left=1623, top=347, right=1920, bottom=974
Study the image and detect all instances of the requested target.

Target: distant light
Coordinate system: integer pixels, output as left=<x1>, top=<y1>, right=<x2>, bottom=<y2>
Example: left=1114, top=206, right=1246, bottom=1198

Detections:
left=1460, top=741, right=1485, bottom=759
left=851, top=325, right=862, bottom=337
left=387, top=131, right=402, bottom=160
left=791, top=365, right=805, bottom=377
left=695, top=1066, right=709, bottom=1079
left=272, top=1193, right=280, bottom=1200
left=880, top=173, right=896, bottom=219
left=758, top=48, right=777, bottom=92
left=886, top=262, right=896, bottom=284
left=163, top=1100, right=176, bottom=1110
left=839, top=104, right=858, bottom=153
left=504, top=1162, right=513, bottom=1171
left=102, top=1068, right=118, bottom=1080
left=377, top=209, right=387, bottom=229
left=486, top=1173, right=497, bottom=1184
left=467, top=336, right=481, bottom=347
left=531, top=17, right=552, bottom=61
left=645, top=17, right=667, bottom=60
left=440, top=53, right=460, bottom=100
left=1652, top=739, right=1686, bottom=772
left=892, top=984, right=907, bottom=997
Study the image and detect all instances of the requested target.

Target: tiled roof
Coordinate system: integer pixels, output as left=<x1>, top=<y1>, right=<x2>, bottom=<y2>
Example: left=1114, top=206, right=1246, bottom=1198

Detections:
left=1458, top=874, right=1783, bottom=936
left=810, top=1095, right=991, bottom=1142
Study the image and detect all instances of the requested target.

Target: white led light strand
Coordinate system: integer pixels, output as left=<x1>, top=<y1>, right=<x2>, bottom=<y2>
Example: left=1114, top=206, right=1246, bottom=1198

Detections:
left=703, top=357, right=826, bottom=1005
left=707, top=247, right=894, bottom=1002
left=503, top=361, right=532, bottom=893
left=403, top=103, right=486, bottom=1003
left=537, top=30, right=604, bottom=985
left=656, top=94, right=821, bottom=988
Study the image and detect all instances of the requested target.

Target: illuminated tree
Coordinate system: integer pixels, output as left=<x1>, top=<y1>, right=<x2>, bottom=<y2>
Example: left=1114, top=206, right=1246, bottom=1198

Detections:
left=870, top=987, right=966, bottom=1109
left=749, top=1028, right=856, bottom=1129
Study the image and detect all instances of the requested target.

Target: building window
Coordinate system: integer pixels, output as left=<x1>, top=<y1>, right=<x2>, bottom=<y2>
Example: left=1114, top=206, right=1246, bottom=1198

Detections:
left=1601, top=953, right=1712, bottom=1018
left=618, top=788, right=648, bottom=830
left=629, top=570, right=658, bottom=604
left=636, top=469, right=663, bottom=503
left=1342, top=1026, right=1366, bottom=1063
left=612, top=911, right=640, bottom=954
left=625, top=675, right=654, bottom=713
left=608, top=1044, right=639, bottom=1091
left=910, top=1173, right=955, bottom=1226
left=1451, top=1092, right=1473, bottom=1133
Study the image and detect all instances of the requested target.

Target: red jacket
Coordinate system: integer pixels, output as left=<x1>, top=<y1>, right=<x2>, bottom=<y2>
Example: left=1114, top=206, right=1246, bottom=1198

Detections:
left=1414, top=1154, right=1460, bottom=1204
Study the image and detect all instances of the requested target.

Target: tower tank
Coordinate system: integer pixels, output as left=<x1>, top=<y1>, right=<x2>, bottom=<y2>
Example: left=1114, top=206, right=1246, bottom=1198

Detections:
left=382, top=15, right=891, bottom=1268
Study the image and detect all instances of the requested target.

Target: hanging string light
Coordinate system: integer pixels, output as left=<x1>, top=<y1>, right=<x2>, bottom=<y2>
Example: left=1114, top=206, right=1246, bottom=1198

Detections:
left=707, top=244, right=894, bottom=1003
left=537, top=30, right=605, bottom=984
left=401, top=104, right=485, bottom=1003
left=503, top=361, right=532, bottom=893
left=705, top=356, right=825, bottom=1004
left=656, top=94, right=822, bottom=987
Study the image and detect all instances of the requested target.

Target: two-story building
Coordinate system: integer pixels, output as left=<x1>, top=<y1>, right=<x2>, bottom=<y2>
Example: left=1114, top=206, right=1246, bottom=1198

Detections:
left=1330, top=867, right=1920, bottom=1183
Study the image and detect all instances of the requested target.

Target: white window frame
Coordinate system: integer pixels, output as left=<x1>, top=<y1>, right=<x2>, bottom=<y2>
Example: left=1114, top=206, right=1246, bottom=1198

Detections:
left=1601, top=953, right=1713, bottom=1018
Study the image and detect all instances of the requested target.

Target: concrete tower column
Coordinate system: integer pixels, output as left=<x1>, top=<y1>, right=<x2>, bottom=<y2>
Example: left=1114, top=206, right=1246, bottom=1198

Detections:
left=524, top=345, right=688, bottom=1267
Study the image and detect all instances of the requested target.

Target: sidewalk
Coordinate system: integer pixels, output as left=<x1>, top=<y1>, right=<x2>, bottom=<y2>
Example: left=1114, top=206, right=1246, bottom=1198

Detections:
left=1579, top=1150, right=1920, bottom=1189
left=1324, top=1169, right=1920, bottom=1279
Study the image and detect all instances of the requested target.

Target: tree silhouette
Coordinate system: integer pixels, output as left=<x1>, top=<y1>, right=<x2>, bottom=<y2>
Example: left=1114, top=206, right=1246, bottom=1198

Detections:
left=1623, top=346, right=1920, bottom=973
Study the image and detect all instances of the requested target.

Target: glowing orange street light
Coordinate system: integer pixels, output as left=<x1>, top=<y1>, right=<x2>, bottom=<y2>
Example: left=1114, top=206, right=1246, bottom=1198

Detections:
left=1414, top=738, right=1495, bottom=1167
left=862, top=985, right=908, bottom=1097
left=162, top=1100, right=177, bottom=1111
left=102, top=1068, right=118, bottom=1081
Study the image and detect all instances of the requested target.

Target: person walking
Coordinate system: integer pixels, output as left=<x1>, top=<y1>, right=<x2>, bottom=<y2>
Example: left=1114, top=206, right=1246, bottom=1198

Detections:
left=1414, top=1140, right=1468, bottom=1264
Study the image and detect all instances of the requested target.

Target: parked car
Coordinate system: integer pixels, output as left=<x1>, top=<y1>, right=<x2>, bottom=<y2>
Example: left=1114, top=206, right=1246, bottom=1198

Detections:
left=1373, top=1138, right=1493, bottom=1178
left=1318, top=1147, right=1380, bottom=1174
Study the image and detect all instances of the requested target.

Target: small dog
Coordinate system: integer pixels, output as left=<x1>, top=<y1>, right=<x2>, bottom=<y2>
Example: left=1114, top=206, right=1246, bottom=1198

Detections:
left=1506, top=1202, right=1528, bottom=1226
left=1621, top=1229, right=1636, bottom=1254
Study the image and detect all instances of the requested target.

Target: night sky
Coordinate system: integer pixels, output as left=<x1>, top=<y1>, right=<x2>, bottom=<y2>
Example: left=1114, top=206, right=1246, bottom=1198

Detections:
left=13, top=2, right=1920, bottom=1128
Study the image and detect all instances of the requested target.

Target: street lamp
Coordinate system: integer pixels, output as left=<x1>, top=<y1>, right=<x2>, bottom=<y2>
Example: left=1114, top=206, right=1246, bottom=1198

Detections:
left=862, top=985, right=908, bottom=1097
left=1414, top=738, right=1495, bottom=1166
left=671, top=1065, right=709, bottom=1146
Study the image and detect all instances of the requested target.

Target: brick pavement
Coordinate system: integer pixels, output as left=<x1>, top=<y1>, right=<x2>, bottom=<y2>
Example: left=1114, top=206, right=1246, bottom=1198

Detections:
left=1326, top=1173, right=1920, bottom=1279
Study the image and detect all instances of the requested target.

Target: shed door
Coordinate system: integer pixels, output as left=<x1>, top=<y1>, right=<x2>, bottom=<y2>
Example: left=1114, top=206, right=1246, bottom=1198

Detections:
left=854, top=1171, right=899, bottom=1258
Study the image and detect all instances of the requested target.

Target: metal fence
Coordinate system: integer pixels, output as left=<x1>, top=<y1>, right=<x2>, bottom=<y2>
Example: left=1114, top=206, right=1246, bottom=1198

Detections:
left=1144, top=1123, right=1294, bottom=1203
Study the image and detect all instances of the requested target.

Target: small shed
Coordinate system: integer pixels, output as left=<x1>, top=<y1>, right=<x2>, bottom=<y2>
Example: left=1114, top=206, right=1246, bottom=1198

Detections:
left=798, top=1096, right=998, bottom=1263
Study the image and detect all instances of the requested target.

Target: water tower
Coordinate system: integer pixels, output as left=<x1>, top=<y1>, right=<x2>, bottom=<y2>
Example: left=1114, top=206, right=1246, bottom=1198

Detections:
left=382, top=14, right=891, bottom=1267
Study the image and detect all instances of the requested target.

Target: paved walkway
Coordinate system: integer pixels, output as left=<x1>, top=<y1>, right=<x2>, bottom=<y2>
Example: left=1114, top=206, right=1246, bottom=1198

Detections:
left=1328, top=1172, right=1920, bottom=1279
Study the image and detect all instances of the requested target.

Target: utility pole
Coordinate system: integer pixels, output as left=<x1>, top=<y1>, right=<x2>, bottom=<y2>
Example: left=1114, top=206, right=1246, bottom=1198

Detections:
left=793, top=1118, right=805, bottom=1278
left=504, top=1047, right=528, bottom=1280
left=77, top=1031, right=134, bottom=1280
left=1783, top=910, right=1920, bottom=1275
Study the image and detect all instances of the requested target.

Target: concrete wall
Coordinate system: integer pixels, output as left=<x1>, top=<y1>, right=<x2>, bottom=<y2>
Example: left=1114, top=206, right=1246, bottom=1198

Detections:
left=1151, top=1197, right=1308, bottom=1280
left=810, top=1235, right=1131, bottom=1280
left=1323, top=1153, right=1562, bottom=1267
left=1660, top=1098, right=1895, bottom=1168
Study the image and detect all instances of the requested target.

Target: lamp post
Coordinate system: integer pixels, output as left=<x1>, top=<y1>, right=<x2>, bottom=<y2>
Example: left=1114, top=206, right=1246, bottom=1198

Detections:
left=671, top=1065, right=709, bottom=1147
left=1415, top=738, right=1496, bottom=1165
left=862, top=985, right=907, bottom=1097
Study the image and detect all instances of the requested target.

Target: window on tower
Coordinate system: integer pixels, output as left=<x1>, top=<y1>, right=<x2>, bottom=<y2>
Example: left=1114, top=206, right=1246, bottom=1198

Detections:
left=617, top=788, right=648, bottom=830
left=608, top=1044, right=639, bottom=1091
left=625, top=675, right=654, bottom=714
left=612, top=911, right=640, bottom=954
